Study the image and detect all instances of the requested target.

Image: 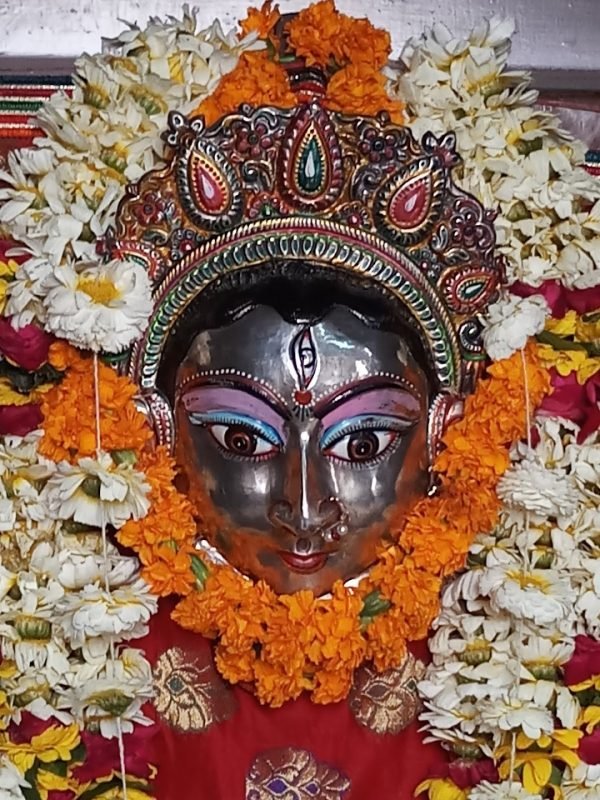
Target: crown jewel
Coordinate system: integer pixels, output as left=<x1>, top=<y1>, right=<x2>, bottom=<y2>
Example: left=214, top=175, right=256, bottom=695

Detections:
left=109, top=101, right=504, bottom=405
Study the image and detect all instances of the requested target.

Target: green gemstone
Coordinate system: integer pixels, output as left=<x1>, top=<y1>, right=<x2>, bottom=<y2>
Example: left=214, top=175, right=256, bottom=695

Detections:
left=297, top=137, right=323, bottom=193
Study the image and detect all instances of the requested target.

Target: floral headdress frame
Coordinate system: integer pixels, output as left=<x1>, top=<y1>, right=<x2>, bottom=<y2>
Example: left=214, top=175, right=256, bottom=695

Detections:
left=108, top=99, right=504, bottom=448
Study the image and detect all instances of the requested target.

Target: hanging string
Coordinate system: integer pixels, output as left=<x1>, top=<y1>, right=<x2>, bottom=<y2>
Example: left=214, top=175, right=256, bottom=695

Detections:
left=506, top=347, right=535, bottom=787
left=93, top=352, right=129, bottom=800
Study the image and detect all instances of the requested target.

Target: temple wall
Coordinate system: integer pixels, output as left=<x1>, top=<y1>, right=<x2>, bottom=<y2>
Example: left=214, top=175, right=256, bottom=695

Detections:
left=0, top=0, right=598, bottom=87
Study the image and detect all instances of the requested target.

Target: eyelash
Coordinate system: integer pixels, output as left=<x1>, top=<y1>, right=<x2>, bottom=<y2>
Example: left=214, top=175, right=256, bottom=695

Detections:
left=326, top=433, right=403, bottom=469
left=188, top=411, right=283, bottom=463
left=188, top=411, right=282, bottom=447
left=319, top=416, right=415, bottom=449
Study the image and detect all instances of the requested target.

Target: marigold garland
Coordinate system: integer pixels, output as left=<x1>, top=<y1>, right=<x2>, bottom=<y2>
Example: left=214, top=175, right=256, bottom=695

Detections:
left=168, top=344, right=549, bottom=707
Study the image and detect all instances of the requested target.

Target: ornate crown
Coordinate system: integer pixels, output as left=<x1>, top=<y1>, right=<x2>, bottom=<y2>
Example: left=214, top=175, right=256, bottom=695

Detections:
left=107, top=99, right=504, bottom=441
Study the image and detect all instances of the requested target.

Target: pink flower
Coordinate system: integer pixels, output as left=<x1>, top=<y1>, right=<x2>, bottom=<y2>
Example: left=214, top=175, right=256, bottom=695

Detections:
left=0, top=404, right=42, bottom=436
left=0, top=317, right=53, bottom=371
left=563, top=635, right=600, bottom=686
left=539, top=370, right=600, bottom=440
left=511, top=281, right=600, bottom=318
left=580, top=729, right=600, bottom=765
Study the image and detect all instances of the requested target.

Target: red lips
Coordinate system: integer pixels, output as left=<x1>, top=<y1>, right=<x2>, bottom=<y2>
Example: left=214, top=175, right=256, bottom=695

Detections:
left=279, top=551, right=328, bottom=573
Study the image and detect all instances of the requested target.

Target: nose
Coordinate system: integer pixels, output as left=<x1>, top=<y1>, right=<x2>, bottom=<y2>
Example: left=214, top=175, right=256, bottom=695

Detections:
left=268, top=425, right=349, bottom=543
left=268, top=496, right=347, bottom=544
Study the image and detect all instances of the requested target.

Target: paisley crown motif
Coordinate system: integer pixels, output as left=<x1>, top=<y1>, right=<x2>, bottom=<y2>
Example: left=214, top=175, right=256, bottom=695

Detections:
left=107, top=97, right=504, bottom=439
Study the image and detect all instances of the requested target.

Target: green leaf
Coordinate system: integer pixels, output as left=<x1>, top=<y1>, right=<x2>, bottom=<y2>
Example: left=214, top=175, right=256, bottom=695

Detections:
left=536, top=330, right=589, bottom=352
left=190, top=554, right=210, bottom=588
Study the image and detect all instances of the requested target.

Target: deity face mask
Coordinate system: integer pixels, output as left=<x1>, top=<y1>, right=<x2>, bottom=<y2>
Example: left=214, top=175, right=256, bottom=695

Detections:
left=173, top=296, right=430, bottom=596
left=114, top=102, right=502, bottom=596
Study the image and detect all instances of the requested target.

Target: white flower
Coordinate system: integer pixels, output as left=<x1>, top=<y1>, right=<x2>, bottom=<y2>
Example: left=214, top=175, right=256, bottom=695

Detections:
left=29, top=541, right=139, bottom=590
left=42, top=258, right=153, bottom=353
left=0, top=756, right=30, bottom=800
left=55, top=579, right=157, bottom=652
left=563, top=763, right=600, bottom=799
left=469, top=781, right=543, bottom=800
left=4, top=256, right=54, bottom=327
left=42, top=452, right=150, bottom=530
left=58, top=649, right=153, bottom=738
left=478, top=690, right=554, bottom=740
left=482, top=293, right=549, bottom=360
left=497, top=457, right=581, bottom=519
left=480, top=564, right=572, bottom=628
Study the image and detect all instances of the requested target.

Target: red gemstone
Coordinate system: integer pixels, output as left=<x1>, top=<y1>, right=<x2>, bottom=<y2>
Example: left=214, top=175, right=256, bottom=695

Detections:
left=389, top=173, right=431, bottom=229
left=192, top=161, right=226, bottom=213
left=294, top=389, right=313, bottom=406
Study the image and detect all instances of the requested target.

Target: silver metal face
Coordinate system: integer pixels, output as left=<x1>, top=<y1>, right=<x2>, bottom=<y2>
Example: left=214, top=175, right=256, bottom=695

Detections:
left=174, top=304, right=430, bottom=596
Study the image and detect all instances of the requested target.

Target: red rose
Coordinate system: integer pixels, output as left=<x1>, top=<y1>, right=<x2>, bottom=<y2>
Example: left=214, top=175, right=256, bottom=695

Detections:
left=580, top=729, right=600, bottom=765
left=432, top=758, right=499, bottom=789
left=46, top=792, right=76, bottom=800
left=448, top=759, right=499, bottom=789
left=8, top=711, right=55, bottom=743
left=0, top=317, right=53, bottom=371
left=0, top=403, right=42, bottom=436
left=563, top=635, right=600, bottom=686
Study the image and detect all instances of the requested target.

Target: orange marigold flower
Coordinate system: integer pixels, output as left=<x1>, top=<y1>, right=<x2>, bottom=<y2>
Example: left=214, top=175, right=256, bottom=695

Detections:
left=194, top=51, right=296, bottom=126
left=239, top=0, right=280, bottom=39
left=48, top=341, right=81, bottom=371
left=39, top=355, right=152, bottom=462
left=324, top=63, right=404, bottom=123
left=311, top=666, right=354, bottom=704
left=286, top=0, right=344, bottom=67
left=336, top=17, right=391, bottom=69
left=287, top=0, right=391, bottom=70
left=142, top=549, right=195, bottom=597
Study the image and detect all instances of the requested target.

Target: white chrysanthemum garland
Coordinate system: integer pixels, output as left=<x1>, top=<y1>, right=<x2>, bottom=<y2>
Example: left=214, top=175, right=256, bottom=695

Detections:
left=399, top=18, right=600, bottom=800
left=0, top=7, right=264, bottom=347
left=0, top=9, right=265, bottom=798
left=393, top=17, right=600, bottom=364
left=0, top=7, right=598, bottom=800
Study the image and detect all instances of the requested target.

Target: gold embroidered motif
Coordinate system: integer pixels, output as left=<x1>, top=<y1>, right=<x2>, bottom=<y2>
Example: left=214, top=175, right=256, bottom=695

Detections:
left=247, top=747, right=351, bottom=799
left=348, top=652, right=426, bottom=734
left=153, top=646, right=235, bottom=732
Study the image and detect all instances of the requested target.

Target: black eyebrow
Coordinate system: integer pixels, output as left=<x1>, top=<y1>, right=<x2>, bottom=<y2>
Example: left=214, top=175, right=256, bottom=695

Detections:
left=176, top=374, right=292, bottom=420
left=312, top=375, right=421, bottom=419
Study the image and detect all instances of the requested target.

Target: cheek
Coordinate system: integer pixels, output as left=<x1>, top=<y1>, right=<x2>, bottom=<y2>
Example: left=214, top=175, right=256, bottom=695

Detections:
left=332, top=422, right=429, bottom=527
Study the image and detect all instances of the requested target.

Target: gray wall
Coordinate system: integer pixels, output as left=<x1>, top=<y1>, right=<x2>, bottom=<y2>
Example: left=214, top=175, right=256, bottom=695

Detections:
left=0, top=0, right=598, bottom=90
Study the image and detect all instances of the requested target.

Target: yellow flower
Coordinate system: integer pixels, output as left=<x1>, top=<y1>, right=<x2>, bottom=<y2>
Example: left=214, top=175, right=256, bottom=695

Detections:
left=580, top=705, right=600, bottom=734
left=0, top=379, right=54, bottom=407
left=545, top=310, right=578, bottom=337
left=497, top=730, right=581, bottom=794
left=537, top=343, right=600, bottom=382
left=576, top=314, right=600, bottom=343
left=2, top=723, right=80, bottom=774
left=0, top=258, right=19, bottom=315
left=415, top=778, right=468, bottom=800
left=37, top=767, right=76, bottom=797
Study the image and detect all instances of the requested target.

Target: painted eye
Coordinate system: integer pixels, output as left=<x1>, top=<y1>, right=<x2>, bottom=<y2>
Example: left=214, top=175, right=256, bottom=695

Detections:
left=208, top=424, right=279, bottom=458
left=325, top=430, right=397, bottom=463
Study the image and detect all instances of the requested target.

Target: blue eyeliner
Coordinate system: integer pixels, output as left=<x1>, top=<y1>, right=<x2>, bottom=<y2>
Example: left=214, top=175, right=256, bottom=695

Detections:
left=188, top=411, right=284, bottom=447
left=320, top=414, right=414, bottom=450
